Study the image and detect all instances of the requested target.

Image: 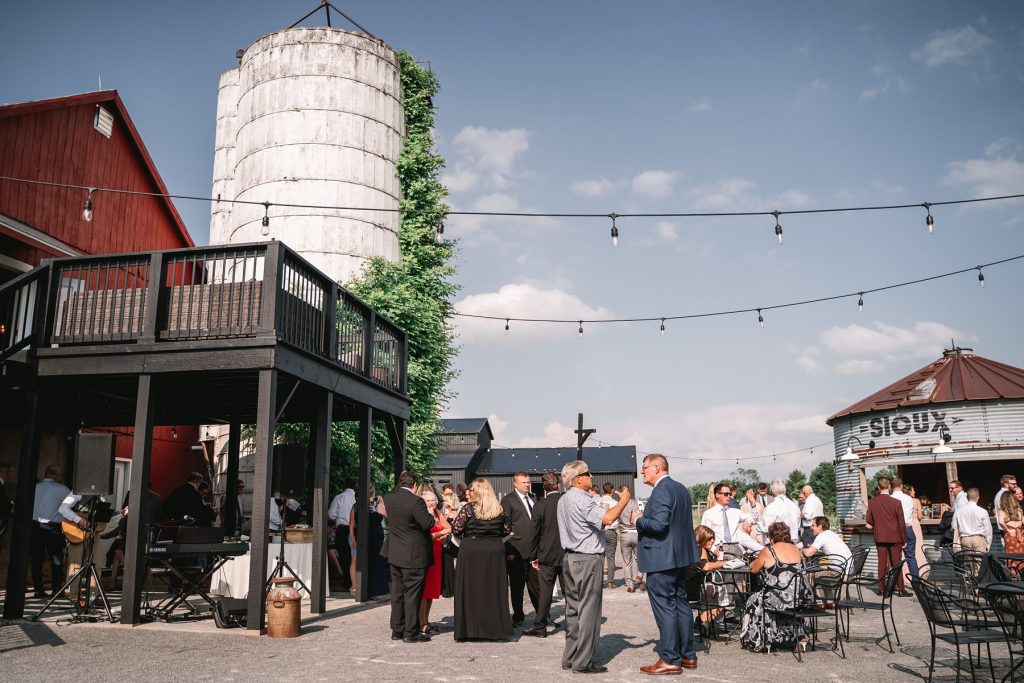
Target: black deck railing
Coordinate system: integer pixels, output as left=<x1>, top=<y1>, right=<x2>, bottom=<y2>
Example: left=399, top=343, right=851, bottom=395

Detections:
left=0, top=242, right=408, bottom=395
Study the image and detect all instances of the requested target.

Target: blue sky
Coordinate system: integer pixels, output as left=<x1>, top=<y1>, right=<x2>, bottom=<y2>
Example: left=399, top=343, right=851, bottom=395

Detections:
left=3, top=2, right=1023, bottom=487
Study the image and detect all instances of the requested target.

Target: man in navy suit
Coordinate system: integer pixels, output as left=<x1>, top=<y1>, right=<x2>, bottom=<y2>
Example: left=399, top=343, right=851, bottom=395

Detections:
left=635, top=454, right=700, bottom=675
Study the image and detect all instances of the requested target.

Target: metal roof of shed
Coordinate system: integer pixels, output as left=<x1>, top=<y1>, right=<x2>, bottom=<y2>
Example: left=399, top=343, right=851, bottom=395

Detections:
left=827, top=347, right=1024, bottom=425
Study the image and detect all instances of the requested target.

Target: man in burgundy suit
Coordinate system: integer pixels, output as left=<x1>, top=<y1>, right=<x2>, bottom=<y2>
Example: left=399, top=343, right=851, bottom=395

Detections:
left=865, top=477, right=907, bottom=592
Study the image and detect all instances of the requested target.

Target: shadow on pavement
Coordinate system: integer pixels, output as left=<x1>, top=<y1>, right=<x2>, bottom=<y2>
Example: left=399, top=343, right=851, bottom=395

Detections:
left=0, top=621, right=65, bottom=654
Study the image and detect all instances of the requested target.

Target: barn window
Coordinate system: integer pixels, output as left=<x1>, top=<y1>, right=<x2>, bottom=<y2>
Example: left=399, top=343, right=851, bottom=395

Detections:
left=93, top=105, right=114, bottom=138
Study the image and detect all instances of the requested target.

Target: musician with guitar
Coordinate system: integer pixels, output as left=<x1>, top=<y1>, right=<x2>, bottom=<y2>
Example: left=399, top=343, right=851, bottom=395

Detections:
left=59, top=491, right=110, bottom=599
left=30, top=465, right=71, bottom=598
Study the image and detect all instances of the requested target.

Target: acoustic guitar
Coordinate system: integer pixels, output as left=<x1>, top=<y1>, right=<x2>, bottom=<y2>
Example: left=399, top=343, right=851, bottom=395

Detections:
left=61, top=519, right=107, bottom=544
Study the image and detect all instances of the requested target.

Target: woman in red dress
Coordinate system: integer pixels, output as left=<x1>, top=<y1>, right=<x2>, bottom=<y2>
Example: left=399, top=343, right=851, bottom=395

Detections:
left=418, top=489, right=451, bottom=634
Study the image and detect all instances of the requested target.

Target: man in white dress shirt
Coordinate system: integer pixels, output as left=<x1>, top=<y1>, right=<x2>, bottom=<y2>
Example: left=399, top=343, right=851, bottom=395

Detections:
left=328, top=480, right=357, bottom=590
left=890, top=478, right=920, bottom=580
left=802, top=516, right=852, bottom=572
left=954, top=488, right=992, bottom=553
left=31, top=466, right=71, bottom=597
left=700, top=483, right=763, bottom=556
left=759, top=479, right=802, bottom=545
left=799, top=485, right=824, bottom=547
left=993, top=474, right=1017, bottom=531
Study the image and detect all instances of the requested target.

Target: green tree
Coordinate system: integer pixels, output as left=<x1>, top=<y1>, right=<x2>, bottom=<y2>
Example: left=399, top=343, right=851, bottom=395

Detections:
left=726, top=467, right=762, bottom=494
left=867, top=467, right=897, bottom=498
left=808, top=461, right=837, bottom=513
left=785, top=468, right=807, bottom=499
left=689, top=482, right=711, bottom=506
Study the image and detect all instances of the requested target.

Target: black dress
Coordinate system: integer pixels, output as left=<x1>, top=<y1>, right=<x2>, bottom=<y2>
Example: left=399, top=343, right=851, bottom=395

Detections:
left=452, top=505, right=513, bottom=641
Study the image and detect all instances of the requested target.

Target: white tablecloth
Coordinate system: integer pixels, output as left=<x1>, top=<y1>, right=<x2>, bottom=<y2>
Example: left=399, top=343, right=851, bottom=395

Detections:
left=210, top=541, right=325, bottom=599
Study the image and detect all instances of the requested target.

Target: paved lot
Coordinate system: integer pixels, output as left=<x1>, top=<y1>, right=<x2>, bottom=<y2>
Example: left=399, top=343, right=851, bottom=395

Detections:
left=0, top=582, right=1017, bottom=682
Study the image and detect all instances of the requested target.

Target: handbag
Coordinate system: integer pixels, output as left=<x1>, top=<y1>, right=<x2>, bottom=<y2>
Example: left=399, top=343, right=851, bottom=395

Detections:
left=704, top=570, right=732, bottom=607
left=443, top=537, right=460, bottom=558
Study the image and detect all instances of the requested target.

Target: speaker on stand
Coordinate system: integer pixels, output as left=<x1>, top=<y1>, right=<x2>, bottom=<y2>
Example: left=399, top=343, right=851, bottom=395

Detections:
left=73, top=433, right=116, bottom=496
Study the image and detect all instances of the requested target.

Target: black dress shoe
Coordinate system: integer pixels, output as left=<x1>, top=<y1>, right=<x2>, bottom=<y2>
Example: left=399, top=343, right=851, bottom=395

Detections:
left=512, top=616, right=525, bottom=627
left=403, top=633, right=431, bottom=643
left=391, top=632, right=403, bottom=641
left=573, top=664, right=608, bottom=674
left=522, top=627, right=547, bottom=638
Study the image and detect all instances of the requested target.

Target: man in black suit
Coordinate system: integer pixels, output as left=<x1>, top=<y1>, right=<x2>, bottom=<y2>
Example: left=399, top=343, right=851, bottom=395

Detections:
left=501, top=471, right=540, bottom=626
left=382, top=471, right=435, bottom=642
left=159, top=472, right=215, bottom=527
left=524, top=471, right=563, bottom=637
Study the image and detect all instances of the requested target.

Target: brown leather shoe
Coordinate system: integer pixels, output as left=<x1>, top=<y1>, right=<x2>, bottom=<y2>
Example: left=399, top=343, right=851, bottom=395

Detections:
left=640, top=659, right=683, bottom=675
left=627, top=586, right=635, bottom=593
left=681, top=658, right=698, bottom=669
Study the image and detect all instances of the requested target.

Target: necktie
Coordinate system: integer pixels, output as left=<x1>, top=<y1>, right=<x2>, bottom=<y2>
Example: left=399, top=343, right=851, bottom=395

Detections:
left=524, top=494, right=533, bottom=517
left=722, top=506, right=733, bottom=542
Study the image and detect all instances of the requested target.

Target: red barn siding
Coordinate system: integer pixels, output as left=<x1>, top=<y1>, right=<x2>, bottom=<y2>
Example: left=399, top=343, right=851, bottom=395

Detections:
left=0, top=90, right=193, bottom=264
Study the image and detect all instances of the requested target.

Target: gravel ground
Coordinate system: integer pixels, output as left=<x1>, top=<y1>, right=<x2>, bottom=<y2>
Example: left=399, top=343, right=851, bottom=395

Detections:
left=0, top=582, right=1017, bottom=682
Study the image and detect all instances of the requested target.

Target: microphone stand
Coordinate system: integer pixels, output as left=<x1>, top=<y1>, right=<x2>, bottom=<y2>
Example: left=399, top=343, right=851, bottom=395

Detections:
left=265, top=498, right=309, bottom=596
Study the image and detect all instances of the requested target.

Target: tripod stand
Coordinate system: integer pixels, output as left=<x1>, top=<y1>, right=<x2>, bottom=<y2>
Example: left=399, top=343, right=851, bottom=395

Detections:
left=265, top=501, right=309, bottom=596
left=32, top=499, right=115, bottom=623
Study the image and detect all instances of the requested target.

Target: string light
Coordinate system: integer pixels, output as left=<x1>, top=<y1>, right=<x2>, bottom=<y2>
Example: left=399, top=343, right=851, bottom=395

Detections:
left=436, top=213, right=446, bottom=242
left=81, top=188, right=95, bottom=222
left=924, top=202, right=934, bottom=233
left=772, top=210, right=783, bottom=244
left=578, top=320, right=584, bottom=338
left=1, top=174, right=1020, bottom=241
left=454, top=253, right=1024, bottom=330
left=504, top=319, right=510, bottom=335
left=609, top=213, right=619, bottom=247
left=977, top=266, right=985, bottom=288
left=659, top=318, right=666, bottom=335
left=857, top=292, right=864, bottom=312
left=592, top=437, right=834, bottom=464
left=261, top=201, right=271, bottom=236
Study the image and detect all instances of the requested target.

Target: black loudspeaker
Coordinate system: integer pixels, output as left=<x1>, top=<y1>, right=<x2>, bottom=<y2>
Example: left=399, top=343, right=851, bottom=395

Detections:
left=73, top=432, right=116, bottom=496
left=272, top=444, right=307, bottom=497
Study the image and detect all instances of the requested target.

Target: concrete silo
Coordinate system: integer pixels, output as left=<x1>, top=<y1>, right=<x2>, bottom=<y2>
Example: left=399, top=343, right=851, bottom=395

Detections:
left=210, top=27, right=403, bottom=284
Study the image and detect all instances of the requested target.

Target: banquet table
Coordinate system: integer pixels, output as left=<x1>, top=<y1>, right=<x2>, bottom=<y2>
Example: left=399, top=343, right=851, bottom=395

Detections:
left=210, top=541, right=325, bottom=598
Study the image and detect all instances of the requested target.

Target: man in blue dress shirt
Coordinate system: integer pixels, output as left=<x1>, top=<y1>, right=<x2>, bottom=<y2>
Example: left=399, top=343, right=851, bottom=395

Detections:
left=635, top=454, right=700, bottom=675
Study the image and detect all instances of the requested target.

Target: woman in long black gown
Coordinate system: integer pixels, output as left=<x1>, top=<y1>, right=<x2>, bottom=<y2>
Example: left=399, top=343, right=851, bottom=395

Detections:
left=452, top=478, right=513, bottom=641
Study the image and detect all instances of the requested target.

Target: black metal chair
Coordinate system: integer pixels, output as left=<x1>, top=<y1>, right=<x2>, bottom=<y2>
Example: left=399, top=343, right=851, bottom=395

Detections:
left=980, top=582, right=1024, bottom=683
left=910, top=576, right=1007, bottom=683
left=836, top=560, right=904, bottom=652
left=698, top=569, right=739, bottom=646
left=952, top=548, right=986, bottom=596
left=923, top=543, right=969, bottom=598
left=844, top=546, right=869, bottom=601
left=795, top=556, right=846, bottom=656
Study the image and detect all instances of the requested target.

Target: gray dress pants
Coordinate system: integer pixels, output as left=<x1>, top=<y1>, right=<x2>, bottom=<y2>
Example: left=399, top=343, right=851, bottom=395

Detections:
left=618, top=532, right=639, bottom=588
left=562, top=552, right=604, bottom=671
left=603, top=528, right=618, bottom=583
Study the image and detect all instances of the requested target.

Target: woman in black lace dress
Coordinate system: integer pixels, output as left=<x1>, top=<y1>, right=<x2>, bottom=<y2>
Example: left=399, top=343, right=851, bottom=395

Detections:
left=740, top=522, right=811, bottom=652
left=452, top=478, right=513, bottom=641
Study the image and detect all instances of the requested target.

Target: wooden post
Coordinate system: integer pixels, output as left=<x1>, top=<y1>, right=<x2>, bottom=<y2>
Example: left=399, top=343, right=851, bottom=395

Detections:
left=945, top=461, right=959, bottom=504
left=356, top=406, right=372, bottom=603
left=224, top=422, right=241, bottom=537
left=385, top=415, right=406, bottom=482
left=310, top=390, right=333, bottom=613
left=120, top=374, right=156, bottom=625
left=246, top=369, right=277, bottom=633
left=2, top=379, right=42, bottom=619
left=138, top=252, right=164, bottom=344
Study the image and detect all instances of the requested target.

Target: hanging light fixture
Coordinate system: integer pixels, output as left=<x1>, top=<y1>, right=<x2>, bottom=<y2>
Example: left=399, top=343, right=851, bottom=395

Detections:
left=858, top=292, right=864, bottom=312
left=436, top=213, right=446, bottom=242
left=757, top=308, right=765, bottom=328
left=261, top=201, right=271, bottom=236
left=977, top=266, right=985, bottom=288
left=923, top=202, right=934, bottom=233
left=772, top=210, right=783, bottom=244
left=81, top=188, right=95, bottom=222
left=609, top=213, right=619, bottom=247
left=504, top=319, right=510, bottom=335
left=578, top=320, right=584, bottom=338
left=659, top=318, right=666, bottom=336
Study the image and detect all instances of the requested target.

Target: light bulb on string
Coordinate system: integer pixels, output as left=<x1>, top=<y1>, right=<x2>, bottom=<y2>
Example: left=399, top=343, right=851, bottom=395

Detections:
left=435, top=213, right=446, bottom=243
left=261, top=201, right=271, bottom=236
left=659, top=318, right=666, bottom=336
left=609, top=213, right=619, bottom=247
left=977, top=266, right=985, bottom=288
left=578, top=320, right=584, bottom=338
left=81, top=188, right=95, bottom=222
left=757, top=308, right=765, bottom=328
left=924, top=202, right=934, bottom=233
left=772, top=210, right=783, bottom=244
left=504, top=319, right=510, bottom=335
left=858, top=293, right=864, bottom=312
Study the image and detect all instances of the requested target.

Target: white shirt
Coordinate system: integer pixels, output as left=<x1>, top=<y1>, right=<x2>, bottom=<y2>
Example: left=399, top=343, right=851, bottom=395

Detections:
left=32, top=478, right=71, bottom=524
left=953, top=490, right=968, bottom=512
left=994, top=488, right=1010, bottom=529
left=954, top=501, right=992, bottom=548
left=328, top=488, right=356, bottom=525
left=269, top=497, right=283, bottom=531
left=890, top=491, right=915, bottom=526
left=811, top=530, right=852, bottom=571
left=801, top=494, right=824, bottom=525
left=701, top=504, right=763, bottom=553
left=59, top=493, right=84, bottom=525
left=760, top=495, right=802, bottom=543
left=598, top=494, right=616, bottom=528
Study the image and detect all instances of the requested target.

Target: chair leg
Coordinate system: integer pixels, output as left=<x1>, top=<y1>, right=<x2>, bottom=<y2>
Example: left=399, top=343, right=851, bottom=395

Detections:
left=887, top=604, right=901, bottom=646
left=881, top=607, right=893, bottom=653
left=965, top=640, right=976, bottom=683
left=926, top=636, right=935, bottom=683
left=984, top=641, right=994, bottom=682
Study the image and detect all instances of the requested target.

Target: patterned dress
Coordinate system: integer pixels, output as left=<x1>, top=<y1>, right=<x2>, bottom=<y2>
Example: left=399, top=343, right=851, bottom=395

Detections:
left=740, top=546, right=812, bottom=652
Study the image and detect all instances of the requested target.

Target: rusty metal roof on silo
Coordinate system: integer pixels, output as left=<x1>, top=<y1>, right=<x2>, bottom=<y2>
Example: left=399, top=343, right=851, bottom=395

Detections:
left=826, top=347, right=1024, bottom=425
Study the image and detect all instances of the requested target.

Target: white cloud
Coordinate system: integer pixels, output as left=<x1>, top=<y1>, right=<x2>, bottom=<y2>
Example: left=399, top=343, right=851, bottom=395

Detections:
left=454, top=282, right=611, bottom=343
left=486, top=413, right=509, bottom=445
left=571, top=177, right=615, bottom=197
left=446, top=193, right=560, bottom=239
left=440, top=168, right=479, bottom=193
left=820, top=321, right=972, bottom=361
left=870, top=180, right=905, bottom=194
left=507, top=421, right=578, bottom=449
left=685, top=178, right=812, bottom=211
left=983, top=138, right=1015, bottom=158
left=861, top=64, right=909, bottom=101
left=655, top=221, right=678, bottom=241
left=912, top=24, right=992, bottom=67
left=941, top=155, right=1024, bottom=201
left=795, top=355, right=822, bottom=375
left=632, top=170, right=678, bottom=197
left=687, top=97, right=711, bottom=114
left=452, top=126, right=530, bottom=173
left=835, top=359, right=885, bottom=375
